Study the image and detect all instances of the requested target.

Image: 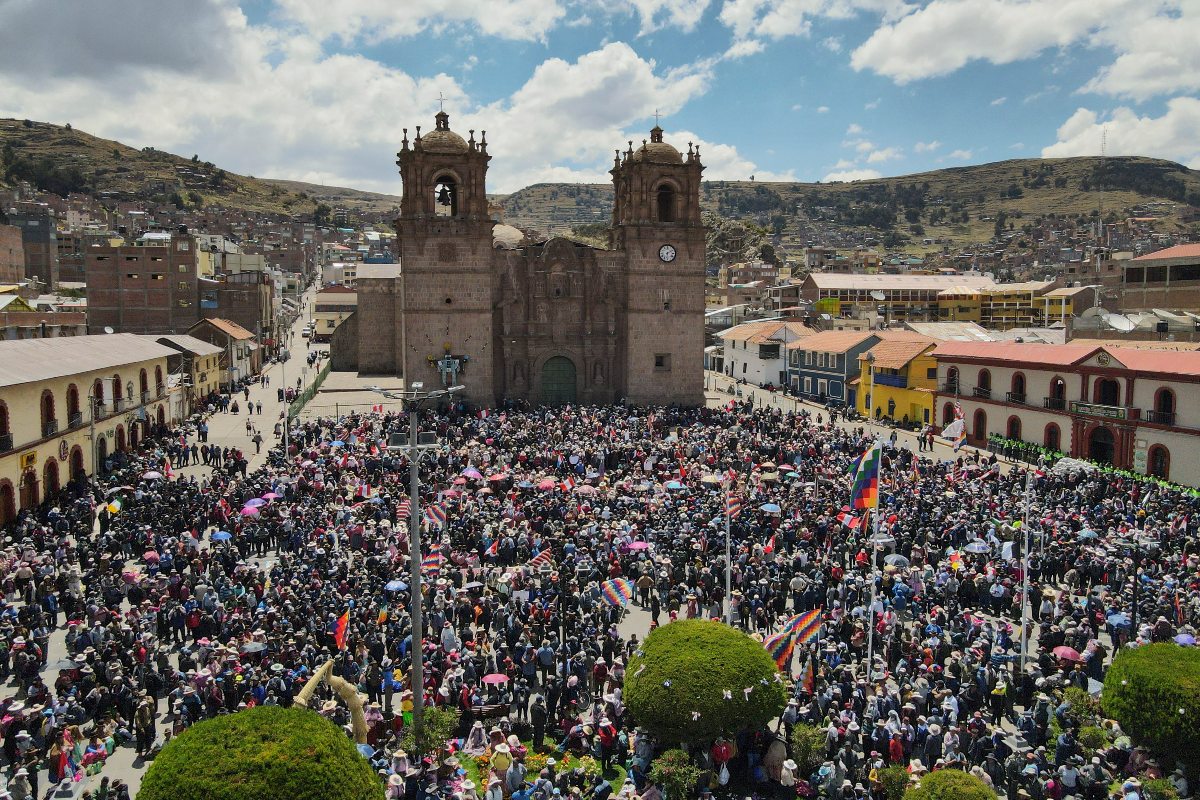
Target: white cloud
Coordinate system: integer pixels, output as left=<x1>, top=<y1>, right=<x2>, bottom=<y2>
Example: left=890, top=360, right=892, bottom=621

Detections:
left=1041, top=98, right=1200, bottom=168
left=719, top=0, right=912, bottom=41
left=791, top=103, right=804, bottom=111
left=1010, top=142, right=1025, bottom=149
left=822, top=168, right=883, bottom=182
left=816, top=105, right=830, bottom=113
left=850, top=0, right=1136, bottom=84
left=274, top=0, right=568, bottom=43
left=832, top=158, right=857, bottom=169
left=946, top=149, right=973, bottom=160
left=624, top=0, right=715, bottom=33
left=846, top=123, right=865, bottom=135
left=864, top=97, right=881, bottom=109
left=866, top=146, right=902, bottom=162
left=822, top=36, right=843, bottom=52
left=724, top=38, right=766, bottom=58
left=914, top=139, right=941, bottom=152
left=990, top=96, right=1007, bottom=106
left=1081, top=2, right=1200, bottom=99
left=854, top=140, right=875, bottom=153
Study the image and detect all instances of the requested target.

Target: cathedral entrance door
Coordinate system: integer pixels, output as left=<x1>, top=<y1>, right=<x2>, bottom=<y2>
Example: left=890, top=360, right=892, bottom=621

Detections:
left=541, top=356, right=577, bottom=405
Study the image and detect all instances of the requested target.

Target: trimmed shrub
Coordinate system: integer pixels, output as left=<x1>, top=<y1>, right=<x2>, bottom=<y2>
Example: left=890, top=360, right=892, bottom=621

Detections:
left=790, top=723, right=828, bottom=774
left=1102, top=643, right=1200, bottom=768
left=878, top=765, right=912, bottom=800
left=625, top=620, right=787, bottom=743
left=138, top=706, right=384, bottom=800
left=904, top=769, right=995, bottom=800
left=649, top=749, right=701, bottom=800
left=399, top=706, right=461, bottom=760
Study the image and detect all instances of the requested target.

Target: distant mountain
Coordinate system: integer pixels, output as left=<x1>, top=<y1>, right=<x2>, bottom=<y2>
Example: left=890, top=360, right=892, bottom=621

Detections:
left=0, top=118, right=319, bottom=216
left=260, top=179, right=401, bottom=214
left=498, top=157, right=1200, bottom=252
left=4, top=119, right=1198, bottom=251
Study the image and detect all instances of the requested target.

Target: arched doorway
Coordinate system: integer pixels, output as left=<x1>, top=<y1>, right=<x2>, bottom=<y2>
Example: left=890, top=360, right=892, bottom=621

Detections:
left=1088, top=426, right=1116, bottom=464
left=19, top=469, right=38, bottom=510
left=70, top=446, right=85, bottom=482
left=972, top=409, right=987, bottom=442
left=941, top=402, right=955, bottom=426
left=1095, top=378, right=1120, bottom=406
left=540, top=356, right=577, bottom=405
left=116, top=425, right=126, bottom=452
left=43, top=459, right=59, bottom=499
left=97, top=436, right=108, bottom=472
left=1148, top=445, right=1170, bottom=479
left=0, top=481, right=13, bottom=525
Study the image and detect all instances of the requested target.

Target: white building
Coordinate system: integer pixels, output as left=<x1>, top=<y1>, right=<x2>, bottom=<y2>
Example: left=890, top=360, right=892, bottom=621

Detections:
left=715, top=320, right=814, bottom=387
left=934, top=341, right=1200, bottom=486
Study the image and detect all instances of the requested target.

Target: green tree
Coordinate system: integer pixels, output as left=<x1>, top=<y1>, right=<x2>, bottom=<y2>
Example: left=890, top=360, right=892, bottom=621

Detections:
left=878, top=765, right=911, bottom=800
left=790, top=723, right=827, bottom=774
left=625, top=620, right=786, bottom=743
left=1102, top=643, right=1200, bottom=769
left=315, top=202, right=333, bottom=226
left=649, top=749, right=700, bottom=800
left=904, top=769, right=995, bottom=799
left=137, top=706, right=384, bottom=800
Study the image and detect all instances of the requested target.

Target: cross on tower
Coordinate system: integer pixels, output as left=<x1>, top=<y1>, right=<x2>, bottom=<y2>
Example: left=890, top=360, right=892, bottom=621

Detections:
left=653, top=108, right=662, bottom=125
left=437, top=92, right=447, bottom=112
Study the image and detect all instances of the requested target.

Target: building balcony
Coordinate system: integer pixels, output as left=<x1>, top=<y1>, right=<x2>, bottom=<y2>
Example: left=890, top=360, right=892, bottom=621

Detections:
left=1144, top=409, right=1176, bottom=426
left=42, top=419, right=59, bottom=438
left=873, top=373, right=908, bottom=389
left=68, top=411, right=83, bottom=429
left=1043, top=396, right=1066, bottom=411
left=972, top=386, right=992, bottom=399
left=939, top=382, right=960, bottom=394
left=141, top=390, right=150, bottom=404
left=0, top=433, right=11, bottom=452
left=1069, top=401, right=1139, bottom=421
left=1005, top=392, right=1027, bottom=405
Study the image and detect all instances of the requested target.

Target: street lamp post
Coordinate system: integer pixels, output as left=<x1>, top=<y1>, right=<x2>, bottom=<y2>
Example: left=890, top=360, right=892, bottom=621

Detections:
left=374, top=382, right=463, bottom=753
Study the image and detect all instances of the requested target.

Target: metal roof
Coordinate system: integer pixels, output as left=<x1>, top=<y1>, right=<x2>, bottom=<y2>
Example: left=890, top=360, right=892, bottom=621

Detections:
left=0, top=334, right=177, bottom=389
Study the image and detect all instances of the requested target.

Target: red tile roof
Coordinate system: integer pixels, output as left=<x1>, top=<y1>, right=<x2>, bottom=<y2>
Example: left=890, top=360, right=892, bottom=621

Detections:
left=1103, top=346, right=1200, bottom=377
left=932, top=341, right=1099, bottom=365
left=1132, top=244, right=1200, bottom=261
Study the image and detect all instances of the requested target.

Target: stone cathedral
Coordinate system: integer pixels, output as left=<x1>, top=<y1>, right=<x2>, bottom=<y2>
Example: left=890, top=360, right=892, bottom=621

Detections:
left=336, top=111, right=705, bottom=407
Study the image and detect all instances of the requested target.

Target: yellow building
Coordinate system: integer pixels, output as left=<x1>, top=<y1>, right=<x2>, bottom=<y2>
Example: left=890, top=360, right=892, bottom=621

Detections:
left=153, top=335, right=223, bottom=414
left=0, top=335, right=177, bottom=524
left=311, top=286, right=357, bottom=343
left=937, top=281, right=1080, bottom=330
left=857, top=335, right=939, bottom=425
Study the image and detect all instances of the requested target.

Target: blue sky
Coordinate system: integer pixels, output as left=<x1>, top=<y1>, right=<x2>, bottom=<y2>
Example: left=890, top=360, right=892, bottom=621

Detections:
left=1, top=0, right=1197, bottom=194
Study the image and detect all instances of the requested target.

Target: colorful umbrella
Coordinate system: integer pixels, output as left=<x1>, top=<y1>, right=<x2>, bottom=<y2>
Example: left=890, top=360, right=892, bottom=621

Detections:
left=600, top=578, right=634, bottom=607
left=143, top=551, right=160, bottom=563
left=627, top=541, right=651, bottom=551
left=385, top=580, right=408, bottom=592
left=536, top=479, right=557, bottom=490
left=141, top=471, right=163, bottom=480
left=262, top=492, right=282, bottom=499
left=1175, top=633, right=1196, bottom=646
left=211, top=531, right=233, bottom=542
left=760, top=503, right=781, bottom=513
left=1052, top=645, right=1083, bottom=662
left=461, top=467, right=483, bottom=480
left=481, top=673, right=509, bottom=685
left=240, top=506, right=260, bottom=516
left=244, top=498, right=267, bottom=507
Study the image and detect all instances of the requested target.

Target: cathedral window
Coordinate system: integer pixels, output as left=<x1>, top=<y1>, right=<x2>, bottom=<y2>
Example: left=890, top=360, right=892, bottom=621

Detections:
left=656, top=184, right=676, bottom=222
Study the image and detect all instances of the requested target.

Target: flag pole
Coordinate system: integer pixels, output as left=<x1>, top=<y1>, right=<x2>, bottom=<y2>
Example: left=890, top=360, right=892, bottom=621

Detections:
left=865, top=440, right=882, bottom=682
left=1018, top=468, right=1033, bottom=678
left=725, top=478, right=733, bottom=626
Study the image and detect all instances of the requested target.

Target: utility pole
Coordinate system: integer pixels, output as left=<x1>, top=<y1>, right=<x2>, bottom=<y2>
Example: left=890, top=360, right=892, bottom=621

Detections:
left=375, top=382, right=463, bottom=754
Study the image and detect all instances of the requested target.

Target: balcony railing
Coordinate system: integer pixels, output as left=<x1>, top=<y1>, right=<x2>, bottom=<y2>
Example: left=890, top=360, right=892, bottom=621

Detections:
left=68, top=411, right=83, bottom=429
left=939, top=382, right=960, bottom=394
left=42, top=419, right=59, bottom=438
left=1043, top=396, right=1066, bottom=411
left=1144, top=409, right=1177, bottom=426
left=1005, top=392, right=1027, bottom=405
left=1070, top=400, right=1139, bottom=421
left=0, top=433, right=11, bottom=452
left=972, top=386, right=992, bottom=399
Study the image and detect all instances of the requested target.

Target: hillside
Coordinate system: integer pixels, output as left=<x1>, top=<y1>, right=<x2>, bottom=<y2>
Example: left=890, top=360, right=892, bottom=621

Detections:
left=261, top=178, right=401, bottom=214
left=0, top=118, right=317, bottom=216
left=499, top=157, right=1200, bottom=254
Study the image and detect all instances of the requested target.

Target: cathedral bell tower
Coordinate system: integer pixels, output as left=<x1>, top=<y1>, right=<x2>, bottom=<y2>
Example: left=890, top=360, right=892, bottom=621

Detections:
left=611, top=125, right=705, bottom=406
left=393, top=111, right=495, bottom=404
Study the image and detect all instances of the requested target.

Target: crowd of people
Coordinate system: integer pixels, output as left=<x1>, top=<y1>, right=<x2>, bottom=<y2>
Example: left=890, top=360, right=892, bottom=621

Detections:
left=0, top=394, right=1196, bottom=800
